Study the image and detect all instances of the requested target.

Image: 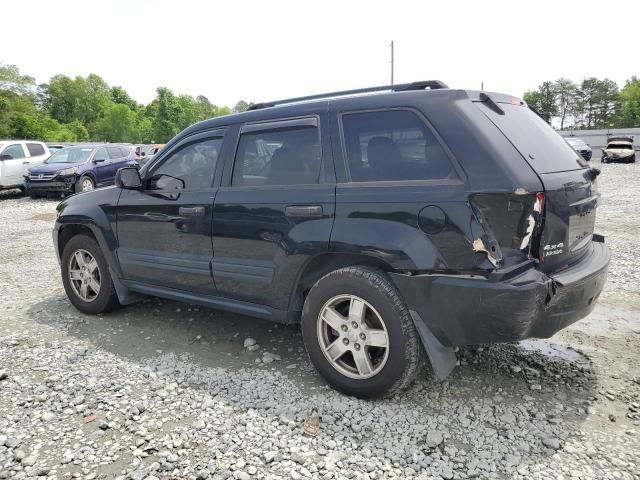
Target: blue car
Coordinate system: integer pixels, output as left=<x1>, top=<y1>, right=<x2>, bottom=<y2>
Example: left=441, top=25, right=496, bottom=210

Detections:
left=26, top=144, right=137, bottom=197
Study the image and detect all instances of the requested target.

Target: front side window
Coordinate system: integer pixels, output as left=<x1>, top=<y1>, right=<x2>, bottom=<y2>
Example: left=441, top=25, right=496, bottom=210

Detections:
left=232, top=125, right=321, bottom=186
left=342, top=110, right=455, bottom=182
left=2, top=144, right=25, bottom=160
left=93, top=147, right=108, bottom=161
left=148, top=137, right=223, bottom=190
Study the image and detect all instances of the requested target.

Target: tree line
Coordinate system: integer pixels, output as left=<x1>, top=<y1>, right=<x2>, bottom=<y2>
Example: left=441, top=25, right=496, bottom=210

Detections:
left=523, top=76, right=640, bottom=130
left=0, top=63, right=252, bottom=143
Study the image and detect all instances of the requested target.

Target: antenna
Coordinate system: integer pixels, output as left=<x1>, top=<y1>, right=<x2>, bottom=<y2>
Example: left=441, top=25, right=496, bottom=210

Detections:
left=390, top=41, right=394, bottom=85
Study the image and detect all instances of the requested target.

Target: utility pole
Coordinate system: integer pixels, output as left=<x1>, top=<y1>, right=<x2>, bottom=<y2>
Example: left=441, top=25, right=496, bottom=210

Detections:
left=390, top=41, right=394, bottom=85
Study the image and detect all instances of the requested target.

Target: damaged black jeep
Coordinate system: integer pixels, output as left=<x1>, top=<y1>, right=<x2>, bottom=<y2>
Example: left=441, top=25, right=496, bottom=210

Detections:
left=53, top=81, right=609, bottom=398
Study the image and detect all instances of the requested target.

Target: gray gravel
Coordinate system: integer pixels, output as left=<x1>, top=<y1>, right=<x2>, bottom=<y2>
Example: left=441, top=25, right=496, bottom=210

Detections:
left=1, top=163, right=639, bottom=480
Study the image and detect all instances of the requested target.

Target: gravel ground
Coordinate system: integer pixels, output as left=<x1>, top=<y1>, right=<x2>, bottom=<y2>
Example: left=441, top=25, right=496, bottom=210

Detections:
left=1, top=162, right=639, bottom=480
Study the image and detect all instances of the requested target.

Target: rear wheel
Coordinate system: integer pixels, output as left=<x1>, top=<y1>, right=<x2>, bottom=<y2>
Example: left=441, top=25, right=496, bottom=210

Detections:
left=61, top=234, right=120, bottom=314
left=301, top=266, right=422, bottom=398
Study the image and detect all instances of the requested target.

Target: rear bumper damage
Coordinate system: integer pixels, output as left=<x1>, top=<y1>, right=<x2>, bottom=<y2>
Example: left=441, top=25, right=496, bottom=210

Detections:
left=391, top=238, right=609, bottom=349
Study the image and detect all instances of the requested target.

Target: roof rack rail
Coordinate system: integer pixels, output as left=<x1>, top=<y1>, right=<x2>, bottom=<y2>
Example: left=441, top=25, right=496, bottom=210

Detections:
left=248, top=80, right=448, bottom=110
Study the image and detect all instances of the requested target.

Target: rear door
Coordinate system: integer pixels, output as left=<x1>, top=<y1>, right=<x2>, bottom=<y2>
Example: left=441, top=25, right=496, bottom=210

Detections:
left=25, top=143, right=49, bottom=173
left=211, top=115, right=335, bottom=310
left=117, top=130, right=226, bottom=294
left=477, top=100, right=596, bottom=271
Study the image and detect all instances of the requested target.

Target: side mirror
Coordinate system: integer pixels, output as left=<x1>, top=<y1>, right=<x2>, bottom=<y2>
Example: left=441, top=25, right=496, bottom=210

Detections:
left=93, top=157, right=107, bottom=163
left=115, top=166, right=142, bottom=189
left=0, top=154, right=13, bottom=161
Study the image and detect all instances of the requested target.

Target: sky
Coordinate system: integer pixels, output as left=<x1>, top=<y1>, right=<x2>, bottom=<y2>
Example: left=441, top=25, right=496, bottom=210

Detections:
left=2, top=0, right=639, bottom=108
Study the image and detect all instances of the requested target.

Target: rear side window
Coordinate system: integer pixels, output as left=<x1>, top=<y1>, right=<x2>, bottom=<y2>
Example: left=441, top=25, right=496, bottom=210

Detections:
left=26, top=143, right=45, bottom=156
left=478, top=102, right=586, bottom=173
left=341, top=110, right=454, bottom=182
left=232, top=125, right=321, bottom=186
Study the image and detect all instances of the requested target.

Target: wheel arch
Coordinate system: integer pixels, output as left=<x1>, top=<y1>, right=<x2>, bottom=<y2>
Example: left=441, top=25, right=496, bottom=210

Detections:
left=287, top=252, right=397, bottom=318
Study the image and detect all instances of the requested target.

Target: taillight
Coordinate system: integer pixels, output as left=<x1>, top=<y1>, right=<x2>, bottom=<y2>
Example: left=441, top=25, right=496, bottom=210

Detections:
left=470, top=191, right=546, bottom=269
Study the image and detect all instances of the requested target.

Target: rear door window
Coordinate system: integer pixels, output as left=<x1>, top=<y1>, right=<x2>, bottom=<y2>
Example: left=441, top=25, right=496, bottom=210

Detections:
left=107, top=146, right=123, bottom=159
left=232, top=121, right=321, bottom=187
left=26, top=143, right=46, bottom=156
left=478, top=102, right=586, bottom=173
left=341, top=110, right=455, bottom=182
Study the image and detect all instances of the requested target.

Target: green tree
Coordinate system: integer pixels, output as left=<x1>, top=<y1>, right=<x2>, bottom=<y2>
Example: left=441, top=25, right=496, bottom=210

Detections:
left=554, top=78, right=579, bottom=130
left=95, top=103, right=138, bottom=142
left=524, top=82, right=557, bottom=123
left=65, top=119, right=89, bottom=141
left=111, top=86, right=138, bottom=110
left=617, top=77, right=640, bottom=128
left=151, top=87, right=180, bottom=142
left=0, top=63, right=35, bottom=95
left=233, top=100, right=251, bottom=113
left=47, top=74, right=110, bottom=126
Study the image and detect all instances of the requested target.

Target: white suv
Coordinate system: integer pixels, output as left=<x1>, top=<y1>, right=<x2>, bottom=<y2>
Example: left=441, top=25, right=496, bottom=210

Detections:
left=0, top=141, right=50, bottom=192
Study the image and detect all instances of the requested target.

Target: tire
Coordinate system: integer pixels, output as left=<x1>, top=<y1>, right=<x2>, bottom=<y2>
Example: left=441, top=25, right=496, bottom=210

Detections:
left=76, top=175, right=95, bottom=193
left=61, top=234, right=120, bottom=314
left=301, top=266, right=422, bottom=398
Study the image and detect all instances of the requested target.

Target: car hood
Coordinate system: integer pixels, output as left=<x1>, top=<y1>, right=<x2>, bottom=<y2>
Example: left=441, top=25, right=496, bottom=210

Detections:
left=29, top=162, right=82, bottom=174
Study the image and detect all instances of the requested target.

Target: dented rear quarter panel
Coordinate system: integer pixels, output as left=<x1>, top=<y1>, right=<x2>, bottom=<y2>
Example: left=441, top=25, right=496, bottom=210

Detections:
left=327, top=90, right=544, bottom=274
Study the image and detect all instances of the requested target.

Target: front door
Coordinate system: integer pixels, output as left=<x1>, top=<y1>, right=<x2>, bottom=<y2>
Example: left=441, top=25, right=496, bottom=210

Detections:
left=212, top=116, right=336, bottom=311
left=116, top=130, right=226, bottom=294
left=0, top=143, right=27, bottom=186
left=92, top=146, right=112, bottom=185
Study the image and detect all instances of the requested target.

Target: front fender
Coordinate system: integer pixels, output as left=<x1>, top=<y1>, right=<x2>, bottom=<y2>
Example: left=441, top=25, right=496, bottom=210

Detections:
left=54, top=187, right=122, bottom=276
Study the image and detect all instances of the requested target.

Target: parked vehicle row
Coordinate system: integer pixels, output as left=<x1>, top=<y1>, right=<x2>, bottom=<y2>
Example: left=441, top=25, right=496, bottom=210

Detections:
left=53, top=81, right=610, bottom=398
left=0, top=141, right=51, bottom=192
left=26, top=144, right=137, bottom=197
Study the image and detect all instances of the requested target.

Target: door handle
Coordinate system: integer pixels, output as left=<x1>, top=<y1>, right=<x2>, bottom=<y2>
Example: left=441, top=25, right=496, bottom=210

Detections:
left=179, top=206, right=205, bottom=217
left=285, top=205, right=323, bottom=218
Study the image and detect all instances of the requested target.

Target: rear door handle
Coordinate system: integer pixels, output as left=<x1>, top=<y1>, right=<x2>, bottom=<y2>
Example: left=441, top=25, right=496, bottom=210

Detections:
left=179, top=206, right=205, bottom=217
left=285, top=205, right=323, bottom=218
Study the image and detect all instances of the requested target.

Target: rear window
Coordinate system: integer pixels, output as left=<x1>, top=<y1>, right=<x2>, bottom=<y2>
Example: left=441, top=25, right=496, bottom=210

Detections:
left=478, top=102, right=586, bottom=173
left=26, top=143, right=46, bottom=156
left=607, top=143, right=633, bottom=150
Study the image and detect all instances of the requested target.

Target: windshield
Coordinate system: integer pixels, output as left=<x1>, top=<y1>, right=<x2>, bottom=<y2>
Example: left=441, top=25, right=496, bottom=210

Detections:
left=45, top=147, right=93, bottom=164
left=607, top=143, right=633, bottom=150
left=566, top=138, right=586, bottom=147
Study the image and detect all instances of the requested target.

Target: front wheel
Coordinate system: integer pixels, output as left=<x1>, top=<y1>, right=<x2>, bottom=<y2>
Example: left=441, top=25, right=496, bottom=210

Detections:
left=301, top=266, right=422, bottom=398
left=76, top=175, right=95, bottom=193
left=61, top=234, right=120, bottom=314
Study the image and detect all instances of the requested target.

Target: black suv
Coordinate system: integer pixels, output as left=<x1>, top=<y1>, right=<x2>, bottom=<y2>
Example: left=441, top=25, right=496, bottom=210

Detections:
left=53, top=81, right=609, bottom=398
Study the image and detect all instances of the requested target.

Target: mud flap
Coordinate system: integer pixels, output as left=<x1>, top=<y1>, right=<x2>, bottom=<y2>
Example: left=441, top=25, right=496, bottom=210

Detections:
left=109, top=267, right=143, bottom=306
left=409, top=309, right=457, bottom=381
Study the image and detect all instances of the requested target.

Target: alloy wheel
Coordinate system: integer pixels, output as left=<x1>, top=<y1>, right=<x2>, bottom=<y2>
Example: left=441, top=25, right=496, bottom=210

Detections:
left=68, top=249, right=101, bottom=302
left=317, top=294, right=390, bottom=379
left=82, top=178, right=94, bottom=192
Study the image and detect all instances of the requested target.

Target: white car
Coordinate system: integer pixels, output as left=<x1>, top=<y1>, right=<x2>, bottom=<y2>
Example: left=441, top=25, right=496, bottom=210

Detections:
left=0, top=141, right=51, bottom=192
